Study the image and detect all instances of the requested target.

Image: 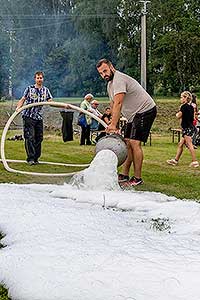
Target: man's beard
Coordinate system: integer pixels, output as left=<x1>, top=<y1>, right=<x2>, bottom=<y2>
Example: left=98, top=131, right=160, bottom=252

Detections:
left=104, top=69, right=114, bottom=82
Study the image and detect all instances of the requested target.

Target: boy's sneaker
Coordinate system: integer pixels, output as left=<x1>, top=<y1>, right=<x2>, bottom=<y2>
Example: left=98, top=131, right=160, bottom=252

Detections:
left=189, top=161, right=199, bottom=168
left=166, top=158, right=178, bottom=166
left=118, top=173, right=129, bottom=183
left=121, top=176, right=144, bottom=187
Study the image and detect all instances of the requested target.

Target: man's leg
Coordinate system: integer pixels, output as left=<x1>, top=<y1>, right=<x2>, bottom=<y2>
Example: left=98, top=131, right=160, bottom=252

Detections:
left=23, top=117, right=35, bottom=162
left=121, top=139, right=132, bottom=176
left=34, top=120, right=43, bottom=162
left=86, top=125, right=91, bottom=145
left=80, top=126, right=86, bottom=145
left=129, top=139, right=143, bottom=179
left=122, top=106, right=156, bottom=184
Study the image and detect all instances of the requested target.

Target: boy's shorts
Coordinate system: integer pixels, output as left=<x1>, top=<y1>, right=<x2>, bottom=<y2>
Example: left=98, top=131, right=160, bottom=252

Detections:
left=124, top=106, right=157, bottom=143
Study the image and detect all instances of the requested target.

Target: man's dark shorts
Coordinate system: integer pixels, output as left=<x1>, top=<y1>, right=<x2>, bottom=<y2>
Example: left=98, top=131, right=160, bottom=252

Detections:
left=124, top=106, right=157, bottom=143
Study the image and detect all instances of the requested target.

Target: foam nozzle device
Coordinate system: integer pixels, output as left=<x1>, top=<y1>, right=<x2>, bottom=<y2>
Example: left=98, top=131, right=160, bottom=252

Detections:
left=95, top=134, right=128, bottom=166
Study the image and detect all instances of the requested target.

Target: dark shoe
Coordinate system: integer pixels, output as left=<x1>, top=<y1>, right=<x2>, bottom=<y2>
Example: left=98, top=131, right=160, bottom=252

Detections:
left=121, top=176, right=144, bottom=187
left=34, top=160, right=39, bottom=165
left=86, top=141, right=92, bottom=145
left=118, top=173, right=129, bottom=183
left=27, top=160, right=35, bottom=166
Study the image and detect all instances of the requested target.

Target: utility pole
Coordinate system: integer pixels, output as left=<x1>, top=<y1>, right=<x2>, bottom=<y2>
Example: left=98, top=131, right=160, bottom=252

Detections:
left=8, top=30, right=13, bottom=97
left=140, top=0, right=150, bottom=90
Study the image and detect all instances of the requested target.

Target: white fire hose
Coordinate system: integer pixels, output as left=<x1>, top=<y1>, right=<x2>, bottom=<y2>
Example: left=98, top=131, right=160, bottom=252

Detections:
left=0, top=101, right=107, bottom=177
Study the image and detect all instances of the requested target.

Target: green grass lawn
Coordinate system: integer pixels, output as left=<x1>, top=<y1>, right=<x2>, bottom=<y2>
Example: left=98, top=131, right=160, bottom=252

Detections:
left=0, top=130, right=200, bottom=200
left=0, top=97, right=199, bottom=200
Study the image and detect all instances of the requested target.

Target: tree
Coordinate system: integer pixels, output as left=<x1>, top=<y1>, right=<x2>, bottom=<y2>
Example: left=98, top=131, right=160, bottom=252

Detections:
left=44, top=34, right=109, bottom=96
left=0, top=0, right=76, bottom=97
left=0, top=0, right=200, bottom=97
left=150, top=0, right=200, bottom=94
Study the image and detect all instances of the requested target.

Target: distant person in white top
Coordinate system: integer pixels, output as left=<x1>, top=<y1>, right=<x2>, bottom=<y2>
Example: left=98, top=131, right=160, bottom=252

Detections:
left=96, top=58, right=157, bottom=186
left=90, top=100, right=102, bottom=118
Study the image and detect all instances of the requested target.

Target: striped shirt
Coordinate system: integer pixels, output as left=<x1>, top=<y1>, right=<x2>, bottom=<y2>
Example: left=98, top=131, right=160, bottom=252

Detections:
left=22, top=85, right=52, bottom=120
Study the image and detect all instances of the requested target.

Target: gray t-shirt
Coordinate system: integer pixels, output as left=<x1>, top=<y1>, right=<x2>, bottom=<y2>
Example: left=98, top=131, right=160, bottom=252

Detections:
left=107, top=70, right=155, bottom=122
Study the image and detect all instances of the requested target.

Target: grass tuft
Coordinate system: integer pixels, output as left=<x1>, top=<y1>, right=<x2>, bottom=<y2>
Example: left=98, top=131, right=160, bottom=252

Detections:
left=0, top=284, right=11, bottom=300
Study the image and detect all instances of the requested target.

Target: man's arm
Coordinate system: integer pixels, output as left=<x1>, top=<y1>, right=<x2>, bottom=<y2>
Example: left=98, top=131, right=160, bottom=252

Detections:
left=106, top=92, right=125, bottom=133
left=109, top=99, right=114, bottom=113
left=16, top=96, right=26, bottom=111
left=46, top=90, right=53, bottom=102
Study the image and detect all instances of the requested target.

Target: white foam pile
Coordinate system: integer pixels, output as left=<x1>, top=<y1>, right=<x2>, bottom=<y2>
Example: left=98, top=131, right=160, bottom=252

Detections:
left=70, top=149, right=120, bottom=191
left=0, top=150, right=200, bottom=300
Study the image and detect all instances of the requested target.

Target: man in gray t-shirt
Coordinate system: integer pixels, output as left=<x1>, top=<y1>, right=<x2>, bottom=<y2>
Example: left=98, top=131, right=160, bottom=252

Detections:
left=96, top=58, right=157, bottom=187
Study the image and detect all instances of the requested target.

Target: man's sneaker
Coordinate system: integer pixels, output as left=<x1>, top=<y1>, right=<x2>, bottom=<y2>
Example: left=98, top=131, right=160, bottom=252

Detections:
left=34, top=160, right=39, bottom=165
left=27, top=160, right=35, bottom=165
left=189, top=161, right=199, bottom=168
left=121, top=176, right=144, bottom=187
left=166, top=158, right=178, bottom=166
left=118, top=173, right=129, bottom=183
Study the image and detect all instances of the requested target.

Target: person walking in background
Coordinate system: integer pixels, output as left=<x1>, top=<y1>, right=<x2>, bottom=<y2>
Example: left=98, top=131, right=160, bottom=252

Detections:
left=167, top=91, right=199, bottom=168
left=16, top=71, right=53, bottom=165
left=78, top=93, right=93, bottom=145
left=96, top=58, right=157, bottom=186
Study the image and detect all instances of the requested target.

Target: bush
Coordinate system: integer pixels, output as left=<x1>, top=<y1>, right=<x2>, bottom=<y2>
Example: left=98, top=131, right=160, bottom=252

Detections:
left=0, top=95, right=16, bottom=102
